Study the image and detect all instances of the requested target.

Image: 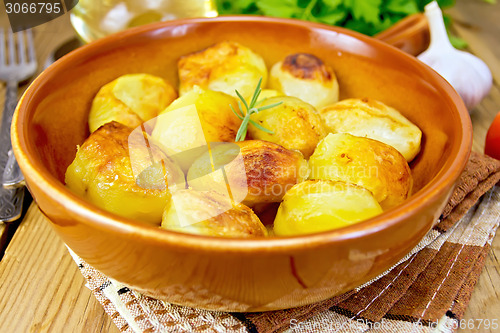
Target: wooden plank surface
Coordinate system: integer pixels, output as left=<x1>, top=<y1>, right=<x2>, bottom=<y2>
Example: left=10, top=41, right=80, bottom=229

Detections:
left=0, top=1, right=499, bottom=332
left=448, top=2, right=500, bottom=332
left=0, top=204, right=118, bottom=332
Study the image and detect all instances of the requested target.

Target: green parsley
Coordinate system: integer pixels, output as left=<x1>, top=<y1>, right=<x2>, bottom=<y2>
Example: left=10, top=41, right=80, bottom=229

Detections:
left=215, top=0, right=494, bottom=46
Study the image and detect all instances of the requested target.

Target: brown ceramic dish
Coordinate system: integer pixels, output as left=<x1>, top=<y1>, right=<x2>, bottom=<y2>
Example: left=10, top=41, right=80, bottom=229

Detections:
left=12, top=16, right=471, bottom=312
left=374, top=13, right=430, bottom=56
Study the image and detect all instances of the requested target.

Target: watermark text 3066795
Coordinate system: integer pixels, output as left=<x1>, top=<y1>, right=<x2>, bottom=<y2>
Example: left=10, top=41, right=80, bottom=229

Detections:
left=2, top=1, right=79, bottom=32
left=5, top=2, right=62, bottom=14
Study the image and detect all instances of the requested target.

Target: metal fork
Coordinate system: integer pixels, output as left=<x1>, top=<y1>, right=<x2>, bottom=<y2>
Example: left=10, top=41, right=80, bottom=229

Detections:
left=0, top=28, right=37, bottom=222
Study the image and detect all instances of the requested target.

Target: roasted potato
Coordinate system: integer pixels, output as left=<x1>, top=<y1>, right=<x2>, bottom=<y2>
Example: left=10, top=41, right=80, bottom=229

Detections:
left=88, top=73, right=177, bottom=133
left=187, top=140, right=309, bottom=206
left=273, top=179, right=383, bottom=236
left=65, top=121, right=184, bottom=225
left=269, top=53, right=339, bottom=109
left=319, top=98, right=422, bottom=162
left=258, top=89, right=283, bottom=102
left=178, top=41, right=268, bottom=100
left=248, top=96, right=327, bottom=158
left=309, top=133, right=412, bottom=210
left=151, top=87, right=241, bottom=171
left=161, top=189, right=267, bottom=237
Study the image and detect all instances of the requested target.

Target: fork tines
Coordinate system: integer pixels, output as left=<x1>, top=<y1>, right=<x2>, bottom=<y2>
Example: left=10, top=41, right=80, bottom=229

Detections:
left=0, top=28, right=35, bottom=67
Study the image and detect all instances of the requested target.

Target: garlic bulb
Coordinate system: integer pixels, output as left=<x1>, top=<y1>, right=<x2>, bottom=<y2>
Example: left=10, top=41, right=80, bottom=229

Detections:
left=417, top=1, right=492, bottom=111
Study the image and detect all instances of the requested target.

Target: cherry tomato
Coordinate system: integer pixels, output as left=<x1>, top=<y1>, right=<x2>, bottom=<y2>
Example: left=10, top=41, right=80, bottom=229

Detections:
left=485, top=111, right=500, bottom=160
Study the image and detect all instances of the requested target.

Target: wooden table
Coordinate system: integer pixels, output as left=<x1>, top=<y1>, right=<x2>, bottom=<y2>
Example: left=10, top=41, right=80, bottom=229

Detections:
left=0, top=1, right=499, bottom=331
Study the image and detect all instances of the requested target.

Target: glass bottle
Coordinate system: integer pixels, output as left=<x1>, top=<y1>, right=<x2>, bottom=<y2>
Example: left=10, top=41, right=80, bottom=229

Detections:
left=70, top=0, right=218, bottom=43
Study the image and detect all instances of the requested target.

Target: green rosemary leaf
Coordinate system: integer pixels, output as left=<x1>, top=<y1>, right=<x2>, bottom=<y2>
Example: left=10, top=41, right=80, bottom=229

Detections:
left=230, top=104, right=244, bottom=120
left=235, top=115, right=251, bottom=141
left=232, top=77, right=281, bottom=141
left=240, top=126, right=249, bottom=141
left=235, top=89, right=249, bottom=111
left=249, top=77, right=263, bottom=107
left=257, top=101, right=283, bottom=111
left=237, top=100, right=245, bottom=116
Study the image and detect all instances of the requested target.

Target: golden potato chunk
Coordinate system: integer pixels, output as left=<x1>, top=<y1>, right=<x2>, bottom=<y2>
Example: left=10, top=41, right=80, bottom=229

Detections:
left=319, top=98, right=422, bottom=162
left=309, top=133, right=412, bottom=210
left=161, top=189, right=267, bottom=237
left=88, top=73, right=177, bottom=133
left=273, top=179, right=383, bottom=236
left=258, top=89, right=283, bottom=102
left=248, top=96, right=327, bottom=158
left=178, top=41, right=268, bottom=100
left=151, top=87, right=241, bottom=171
left=65, top=121, right=184, bottom=225
left=269, top=53, right=339, bottom=109
left=187, top=140, right=309, bottom=207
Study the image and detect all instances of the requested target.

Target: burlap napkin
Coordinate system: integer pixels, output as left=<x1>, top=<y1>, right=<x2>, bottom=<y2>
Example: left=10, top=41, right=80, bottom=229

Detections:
left=69, top=151, right=500, bottom=333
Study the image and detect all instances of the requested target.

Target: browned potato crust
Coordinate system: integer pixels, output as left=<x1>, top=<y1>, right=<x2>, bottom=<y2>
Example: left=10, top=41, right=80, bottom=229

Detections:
left=65, top=121, right=184, bottom=224
left=248, top=96, right=328, bottom=158
left=187, top=140, right=308, bottom=207
left=161, top=189, right=267, bottom=237
left=309, top=133, right=412, bottom=210
left=281, top=53, right=331, bottom=80
left=88, top=74, right=177, bottom=133
left=319, top=98, right=422, bottom=162
left=237, top=140, right=309, bottom=205
left=269, top=53, right=339, bottom=109
left=178, top=41, right=267, bottom=100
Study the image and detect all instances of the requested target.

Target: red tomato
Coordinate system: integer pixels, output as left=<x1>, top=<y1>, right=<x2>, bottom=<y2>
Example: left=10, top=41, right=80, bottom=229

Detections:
left=485, top=111, right=500, bottom=160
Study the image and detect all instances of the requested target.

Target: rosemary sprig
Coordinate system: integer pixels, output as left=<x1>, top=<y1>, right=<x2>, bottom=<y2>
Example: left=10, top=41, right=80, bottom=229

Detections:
left=230, top=78, right=282, bottom=142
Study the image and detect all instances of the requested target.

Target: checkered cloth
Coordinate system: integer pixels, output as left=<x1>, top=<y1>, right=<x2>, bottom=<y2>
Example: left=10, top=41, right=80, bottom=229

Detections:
left=69, top=152, right=500, bottom=333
